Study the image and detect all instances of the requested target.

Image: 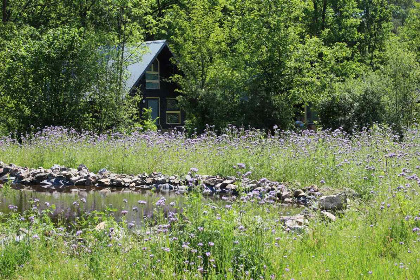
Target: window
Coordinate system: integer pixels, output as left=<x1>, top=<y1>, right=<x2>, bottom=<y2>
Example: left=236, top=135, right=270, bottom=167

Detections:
left=166, top=98, right=181, bottom=124
left=146, top=59, right=159, bottom=89
left=146, top=97, right=160, bottom=125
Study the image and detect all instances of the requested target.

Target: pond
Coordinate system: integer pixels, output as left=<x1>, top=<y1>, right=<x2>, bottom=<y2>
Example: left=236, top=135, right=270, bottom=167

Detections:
left=0, top=187, right=188, bottom=226
left=0, top=186, right=302, bottom=229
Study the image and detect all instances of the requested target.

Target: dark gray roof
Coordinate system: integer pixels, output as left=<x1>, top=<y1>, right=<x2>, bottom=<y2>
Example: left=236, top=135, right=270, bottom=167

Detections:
left=125, top=40, right=168, bottom=91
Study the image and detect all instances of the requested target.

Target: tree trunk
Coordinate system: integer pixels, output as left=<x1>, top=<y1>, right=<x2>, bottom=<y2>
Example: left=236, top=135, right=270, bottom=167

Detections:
left=2, top=0, right=7, bottom=23
left=321, top=0, right=327, bottom=30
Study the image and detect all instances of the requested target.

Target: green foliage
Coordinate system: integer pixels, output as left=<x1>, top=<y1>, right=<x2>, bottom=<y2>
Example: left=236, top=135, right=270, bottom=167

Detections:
left=1, top=0, right=419, bottom=133
left=0, top=242, right=31, bottom=279
left=317, top=72, right=387, bottom=131
left=317, top=36, right=420, bottom=132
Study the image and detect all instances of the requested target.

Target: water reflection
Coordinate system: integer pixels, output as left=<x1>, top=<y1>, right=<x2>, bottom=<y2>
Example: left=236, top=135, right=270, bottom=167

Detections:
left=0, top=188, right=188, bottom=225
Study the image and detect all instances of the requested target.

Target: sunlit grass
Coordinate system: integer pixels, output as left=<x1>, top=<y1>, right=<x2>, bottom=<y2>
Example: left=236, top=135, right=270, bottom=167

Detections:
left=1, top=125, right=420, bottom=279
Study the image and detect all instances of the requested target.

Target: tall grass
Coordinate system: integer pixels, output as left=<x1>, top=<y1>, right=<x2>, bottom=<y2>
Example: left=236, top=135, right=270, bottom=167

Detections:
left=1, top=190, right=420, bottom=279
left=1, top=125, right=420, bottom=279
left=1, top=125, right=418, bottom=191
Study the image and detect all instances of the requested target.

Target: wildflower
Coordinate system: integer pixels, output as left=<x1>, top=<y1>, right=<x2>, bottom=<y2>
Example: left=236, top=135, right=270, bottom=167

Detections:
left=128, top=222, right=135, bottom=229
left=123, top=199, right=128, bottom=203
left=156, top=197, right=166, bottom=207
left=32, top=234, right=40, bottom=240
left=8, top=205, right=17, bottom=210
left=208, top=242, right=214, bottom=246
left=76, top=230, right=82, bottom=236
left=237, top=163, right=246, bottom=169
left=206, top=252, right=211, bottom=257
left=121, top=210, right=128, bottom=215
left=80, top=198, right=86, bottom=203
left=138, top=200, right=147, bottom=205
left=190, top=167, right=198, bottom=173
left=413, top=227, right=420, bottom=232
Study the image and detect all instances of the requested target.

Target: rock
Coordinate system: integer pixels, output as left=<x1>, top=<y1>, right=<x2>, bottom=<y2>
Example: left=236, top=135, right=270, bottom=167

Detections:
left=222, top=179, right=235, bottom=185
left=95, top=221, right=107, bottom=231
left=51, top=164, right=67, bottom=172
left=281, top=214, right=307, bottom=232
left=307, top=185, right=319, bottom=192
left=281, top=191, right=291, bottom=199
left=321, top=211, right=336, bottom=222
left=293, top=189, right=306, bottom=198
left=203, top=176, right=223, bottom=186
left=34, top=173, right=49, bottom=183
left=283, top=198, right=293, bottom=204
left=70, top=176, right=81, bottom=184
left=319, top=194, right=346, bottom=211
left=75, top=179, right=87, bottom=186
left=154, top=176, right=167, bottom=184
left=98, top=168, right=108, bottom=175
left=226, top=184, right=237, bottom=191
left=98, top=178, right=111, bottom=186
left=122, top=178, right=132, bottom=186
left=159, top=183, right=174, bottom=190
left=77, top=164, right=88, bottom=172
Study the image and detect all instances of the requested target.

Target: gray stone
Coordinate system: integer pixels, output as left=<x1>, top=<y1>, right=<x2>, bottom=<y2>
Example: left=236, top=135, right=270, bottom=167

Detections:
left=283, top=198, right=293, bottom=204
left=222, top=179, right=235, bottom=185
left=281, top=214, right=307, bottom=232
left=34, top=173, right=49, bottom=183
left=281, top=191, right=291, bottom=199
left=98, top=178, right=111, bottom=186
left=321, top=211, right=336, bottom=221
left=319, top=194, right=346, bottom=211
left=293, top=189, right=305, bottom=198
left=226, top=184, right=237, bottom=191
left=77, top=164, right=88, bottom=172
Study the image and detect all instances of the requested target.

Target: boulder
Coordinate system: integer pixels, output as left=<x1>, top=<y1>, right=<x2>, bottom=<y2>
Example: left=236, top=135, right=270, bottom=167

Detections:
left=281, top=214, right=307, bottom=232
left=293, top=189, right=306, bottom=198
left=320, top=211, right=336, bottom=222
left=33, top=173, right=49, bottom=183
left=319, top=194, right=346, bottom=211
left=98, top=178, right=111, bottom=187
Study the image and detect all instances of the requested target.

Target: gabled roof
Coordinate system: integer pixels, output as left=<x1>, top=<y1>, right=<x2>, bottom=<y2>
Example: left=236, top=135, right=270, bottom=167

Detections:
left=125, top=40, right=169, bottom=91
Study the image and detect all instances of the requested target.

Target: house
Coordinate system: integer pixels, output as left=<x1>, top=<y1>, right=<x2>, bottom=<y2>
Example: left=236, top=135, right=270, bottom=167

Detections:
left=125, top=40, right=184, bottom=129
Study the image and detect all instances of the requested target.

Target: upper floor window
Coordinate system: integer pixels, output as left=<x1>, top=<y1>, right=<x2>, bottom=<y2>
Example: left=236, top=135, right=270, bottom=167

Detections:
left=146, top=59, right=160, bottom=89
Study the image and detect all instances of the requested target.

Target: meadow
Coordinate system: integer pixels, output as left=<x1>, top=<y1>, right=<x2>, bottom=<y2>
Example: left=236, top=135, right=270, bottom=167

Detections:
left=1, top=125, right=420, bottom=279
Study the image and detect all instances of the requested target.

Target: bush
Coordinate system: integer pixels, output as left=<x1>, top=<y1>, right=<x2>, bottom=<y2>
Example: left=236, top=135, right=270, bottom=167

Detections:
left=318, top=73, right=387, bottom=132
